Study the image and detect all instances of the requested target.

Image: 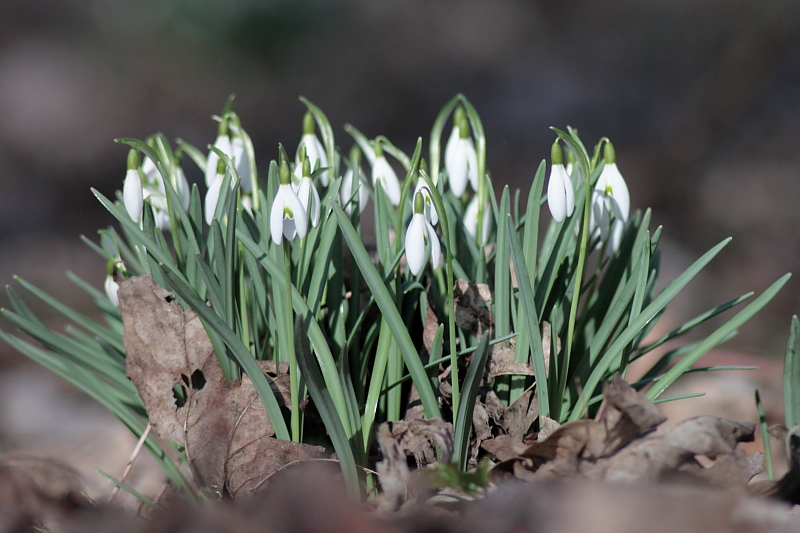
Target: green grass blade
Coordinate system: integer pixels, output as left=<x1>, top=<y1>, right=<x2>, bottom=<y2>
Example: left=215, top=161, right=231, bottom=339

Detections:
left=571, top=238, right=733, bottom=419
left=755, top=388, right=774, bottom=480
left=294, top=316, right=360, bottom=499
left=454, top=332, right=491, bottom=469
left=507, top=215, right=549, bottom=418
left=332, top=202, right=441, bottom=419
left=784, top=315, right=800, bottom=428
left=645, top=273, right=790, bottom=400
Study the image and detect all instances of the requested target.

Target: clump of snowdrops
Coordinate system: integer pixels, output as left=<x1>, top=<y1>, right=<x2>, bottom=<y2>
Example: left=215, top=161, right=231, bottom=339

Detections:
left=0, top=95, right=789, bottom=500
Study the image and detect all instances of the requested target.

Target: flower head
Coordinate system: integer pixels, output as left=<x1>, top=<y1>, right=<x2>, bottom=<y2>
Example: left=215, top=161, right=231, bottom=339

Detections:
left=206, top=116, right=252, bottom=191
left=204, top=158, right=228, bottom=225
left=405, top=192, right=441, bottom=276
left=271, top=158, right=308, bottom=245
left=590, top=142, right=630, bottom=240
left=414, top=164, right=438, bottom=225
left=546, top=141, right=575, bottom=223
left=340, top=145, right=369, bottom=215
left=444, top=107, right=478, bottom=196
left=293, top=150, right=321, bottom=227
left=371, top=141, right=401, bottom=205
left=465, top=194, right=492, bottom=246
left=123, top=149, right=144, bottom=223
left=295, top=111, right=328, bottom=186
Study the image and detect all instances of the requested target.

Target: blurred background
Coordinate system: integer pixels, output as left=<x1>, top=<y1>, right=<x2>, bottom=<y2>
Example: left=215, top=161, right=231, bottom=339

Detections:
left=0, top=0, right=798, bottom=502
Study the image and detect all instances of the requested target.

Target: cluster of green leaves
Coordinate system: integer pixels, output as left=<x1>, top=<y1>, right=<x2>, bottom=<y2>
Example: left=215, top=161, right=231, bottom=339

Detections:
left=0, top=95, right=789, bottom=501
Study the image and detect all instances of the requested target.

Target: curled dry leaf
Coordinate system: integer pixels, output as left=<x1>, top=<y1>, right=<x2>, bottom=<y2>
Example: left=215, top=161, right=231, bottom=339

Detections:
left=453, top=280, right=493, bottom=336
left=120, top=275, right=323, bottom=498
left=489, top=376, right=762, bottom=491
left=604, top=416, right=756, bottom=484
left=375, top=423, right=411, bottom=512
left=379, top=419, right=455, bottom=469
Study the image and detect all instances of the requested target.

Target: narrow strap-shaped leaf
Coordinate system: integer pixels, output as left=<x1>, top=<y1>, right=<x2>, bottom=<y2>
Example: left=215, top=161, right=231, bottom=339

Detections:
left=294, top=316, right=360, bottom=499
left=645, top=273, right=790, bottom=400
left=494, top=187, right=511, bottom=338
left=571, top=237, right=732, bottom=419
left=332, top=202, right=441, bottom=419
left=453, top=332, right=491, bottom=469
left=784, top=315, right=800, bottom=428
left=14, top=277, right=126, bottom=354
left=507, top=215, right=549, bottom=418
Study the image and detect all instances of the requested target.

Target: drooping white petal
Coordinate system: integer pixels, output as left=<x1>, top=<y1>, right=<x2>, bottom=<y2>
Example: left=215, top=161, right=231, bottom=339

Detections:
left=295, top=177, right=321, bottom=227
left=606, top=219, right=624, bottom=257
left=175, top=167, right=191, bottom=210
left=143, top=186, right=171, bottom=230
left=601, top=162, right=630, bottom=223
left=447, top=137, right=469, bottom=197
left=372, top=156, right=401, bottom=205
left=547, top=164, right=575, bottom=223
left=296, top=134, right=329, bottom=186
left=340, top=167, right=369, bottom=215
left=206, top=135, right=232, bottom=187
left=104, top=275, right=119, bottom=308
left=205, top=174, right=224, bottom=224
left=284, top=188, right=308, bottom=240
left=465, top=195, right=492, bottom=245
left=123, top=169, right=144, bottom=223
left=426, top=219, right=441, bottom=270
left=231, top=136, right=252, bottom=193
left=270, top=185, right=287, bottom=245
left=414, top=180, right=438, bottom=225
left=271, top=183, right=308, bottom=245
left=142, top=156, right=159, bottom=184
left=405, top=214, right=428, bottom=276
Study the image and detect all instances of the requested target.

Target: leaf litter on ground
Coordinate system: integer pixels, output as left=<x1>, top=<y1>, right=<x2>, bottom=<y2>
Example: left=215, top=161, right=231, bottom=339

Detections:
left=119, top=275, right=323, bottom=499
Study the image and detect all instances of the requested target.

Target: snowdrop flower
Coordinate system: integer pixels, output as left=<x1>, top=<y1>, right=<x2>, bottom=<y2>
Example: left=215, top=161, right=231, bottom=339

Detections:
left=405, top=192, right=441, bottom=276
left=205, top=116, right=252, bottom=192
left=293, top=150, right=321, bottom=227
left=205, top=120, right=233, bottom=188
left=125, top=147, right=190, bottom=231
left=547, top=141, right=575, bottom=223
left=413, top=164, right=438, bottom=225
left=465, top=194, right=492, bottom=246
left=205, top=159, right=227, bottom=224
left=104, top=274, right=119, bottom=308
left=340, top=145, right=369, bottom=215
left=229, top=127, right=253, bottom=193
left=123, top=149, right=144, bottom=223
left=444, top=108, right=478, bottom=196
left=271, top=159, right=308, bottom=245
left=104, top=260, right=126, bottom=308
left=371, top=141, right=401, bottom=205
left=295, top=111, right=329, bottom=186
left=590, top=142, right=630, bottom=240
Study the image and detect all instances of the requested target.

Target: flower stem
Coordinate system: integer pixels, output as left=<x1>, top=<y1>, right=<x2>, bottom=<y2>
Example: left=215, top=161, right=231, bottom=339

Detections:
left=284, top=243, right=300, bottom=441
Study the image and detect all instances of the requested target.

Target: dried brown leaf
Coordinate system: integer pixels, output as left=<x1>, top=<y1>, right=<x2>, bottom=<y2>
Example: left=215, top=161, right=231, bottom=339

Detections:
left=594, top=375, right=667, bottom=457
left=604, top=416, right=756, bottom=484
left=384, top=419, right=454, bottom=468
left=481, top=435, right=529, bottom=462
left=487, top=340, right=534, bottom=380
left=453, top=280, right=492, bottom=336
left=422, top=304, right=440, bottom=356
left=120, top=276, right=323, bottom=498
left=501, top=390, right=539, bottom=438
